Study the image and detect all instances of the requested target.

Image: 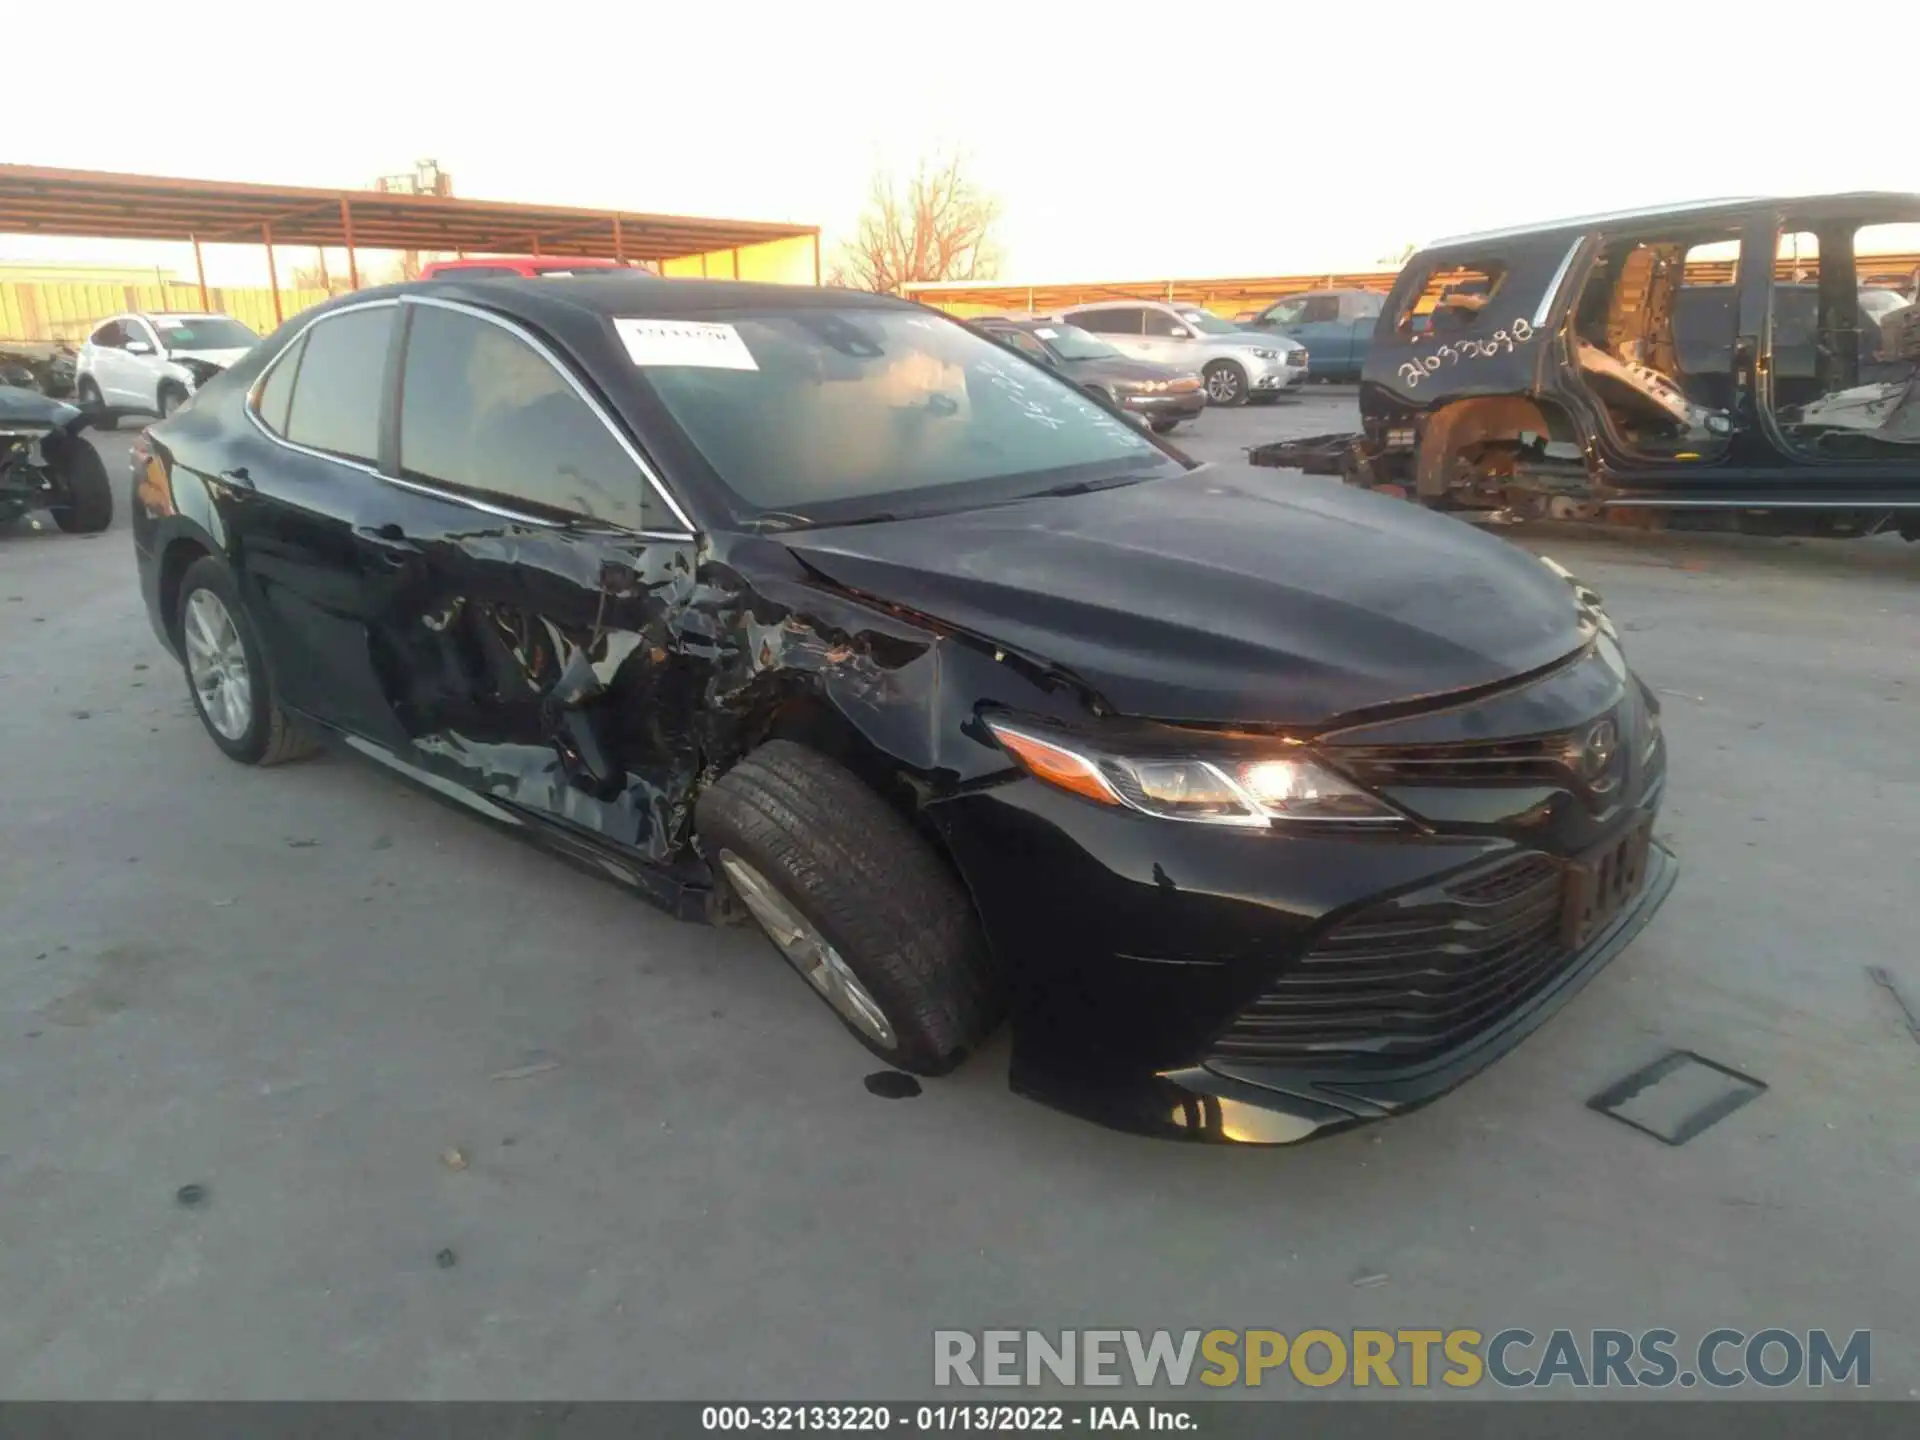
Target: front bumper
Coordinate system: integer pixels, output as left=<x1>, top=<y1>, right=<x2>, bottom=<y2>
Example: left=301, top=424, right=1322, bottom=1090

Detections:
left=1248, top=360, right=1308, bottom=392
left=1120, top=389, right=1206, bottom=420
left=929, top=739, right=1674, bottom=1144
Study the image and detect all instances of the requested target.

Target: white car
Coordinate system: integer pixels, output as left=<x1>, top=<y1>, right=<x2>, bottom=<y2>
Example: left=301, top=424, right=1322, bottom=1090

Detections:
left=75, top=312, right=260, bottom=417
left=1060, top=300, right=1308, bottom=406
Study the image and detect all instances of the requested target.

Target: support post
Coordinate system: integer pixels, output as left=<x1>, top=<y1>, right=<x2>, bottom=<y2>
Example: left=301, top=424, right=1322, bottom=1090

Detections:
left=339, top=198, right=360, bottom=289
left=812, top=231, right=822, bottom=286
left=612, top=214, right=625, bottom=264
left=263, top=223, right=282, bottom=324
left=192, top=234, right=210, bottom=311
left=730, top=247, right=741, bottom=280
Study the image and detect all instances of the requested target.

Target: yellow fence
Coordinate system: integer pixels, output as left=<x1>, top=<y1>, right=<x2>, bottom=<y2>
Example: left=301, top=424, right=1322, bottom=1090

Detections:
left=1, top=234, right=818, bottom=342
left=0, top=281, right=329, bottom=342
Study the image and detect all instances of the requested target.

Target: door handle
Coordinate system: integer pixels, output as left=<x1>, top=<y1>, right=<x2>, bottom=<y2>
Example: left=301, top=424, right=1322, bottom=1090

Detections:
left=356, top=522, right=420, bottom=566
left=218, top=466, right=253, bottom=491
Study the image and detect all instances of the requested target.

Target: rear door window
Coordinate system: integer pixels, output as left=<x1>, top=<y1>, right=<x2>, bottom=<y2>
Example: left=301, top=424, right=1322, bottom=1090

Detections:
left=282, top=307, right=394, bottom=464
left=1075, top=308, right=1144, bottom=335
left=254, top=333, right=307, bottom=436
left=397, top=303, right=664, bottom=530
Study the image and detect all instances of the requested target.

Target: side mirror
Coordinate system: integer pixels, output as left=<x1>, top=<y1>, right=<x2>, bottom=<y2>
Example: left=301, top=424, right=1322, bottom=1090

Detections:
left=124, top=340, right=154, bottom=356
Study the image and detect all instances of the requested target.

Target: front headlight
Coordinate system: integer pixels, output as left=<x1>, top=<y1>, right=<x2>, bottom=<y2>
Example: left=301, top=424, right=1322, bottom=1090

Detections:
left=984, top=718, right=1402, bottom=826
left=1251, top=348, right=1280, bottom=360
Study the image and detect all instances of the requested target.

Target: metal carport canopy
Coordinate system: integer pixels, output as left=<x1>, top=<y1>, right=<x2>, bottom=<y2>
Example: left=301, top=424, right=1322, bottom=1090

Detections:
left=0, top=163, right=818, bottom=264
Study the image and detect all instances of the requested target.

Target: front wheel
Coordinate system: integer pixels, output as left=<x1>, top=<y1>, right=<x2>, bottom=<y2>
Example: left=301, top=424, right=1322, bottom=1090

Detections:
left=696, top=741, right=1001, bottom=1075
left=1150, top=418, right=1179, bottom=434
left=47, top=436, right=113, bottom=533
left=175, top=556, right=317, bottom=766
left=1203, top=360, right=1248, bottom=407
left=74, top=376, right=103, bottom=408
left=158, top=383, right=188, bottom=418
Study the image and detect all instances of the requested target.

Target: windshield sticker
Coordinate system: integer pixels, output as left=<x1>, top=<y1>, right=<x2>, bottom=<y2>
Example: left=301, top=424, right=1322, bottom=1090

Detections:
left=614, top=318, right=758, bottom=370
left=1033, top=327, right=1058, bottom=339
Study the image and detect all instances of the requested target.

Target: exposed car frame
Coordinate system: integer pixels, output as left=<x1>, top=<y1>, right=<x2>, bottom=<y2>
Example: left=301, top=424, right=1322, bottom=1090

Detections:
left=1254, top=193, right=1920, bottom=539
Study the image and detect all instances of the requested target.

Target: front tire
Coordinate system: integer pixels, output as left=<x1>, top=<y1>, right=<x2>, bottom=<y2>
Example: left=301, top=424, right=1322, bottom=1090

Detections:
left=175, top=556, right=316, bottom=766
left=1150, top=418, right=1179, bottom=434
left=75, top=376, right=103, bottom=408
left=47, top=438, right=113, bottom=534
left=1203, top=360, right=1248, bottom=407
left=158, top=383, right=188, bottom=418
left=696, top=741, right=1001, bottom=1075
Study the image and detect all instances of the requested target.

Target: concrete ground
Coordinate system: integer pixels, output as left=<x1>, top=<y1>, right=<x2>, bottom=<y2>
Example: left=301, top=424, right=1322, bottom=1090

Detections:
left=2, top=393, right=1917, bottom=1399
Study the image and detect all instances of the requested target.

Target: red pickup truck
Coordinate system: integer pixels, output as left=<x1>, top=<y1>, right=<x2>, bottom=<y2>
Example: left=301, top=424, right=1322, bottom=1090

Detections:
left=417, top=256, right=653, bottom=280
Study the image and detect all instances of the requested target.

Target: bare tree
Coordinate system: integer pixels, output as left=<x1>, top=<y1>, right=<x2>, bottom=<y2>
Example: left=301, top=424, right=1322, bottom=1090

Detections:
left=830, top=153, right=1001, bottom=293
left=1375, top=242, right=1417, bottom=268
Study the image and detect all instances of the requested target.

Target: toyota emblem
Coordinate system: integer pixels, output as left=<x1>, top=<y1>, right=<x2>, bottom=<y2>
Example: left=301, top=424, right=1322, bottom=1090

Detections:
left=1579, top=718, right=1620, bottom=785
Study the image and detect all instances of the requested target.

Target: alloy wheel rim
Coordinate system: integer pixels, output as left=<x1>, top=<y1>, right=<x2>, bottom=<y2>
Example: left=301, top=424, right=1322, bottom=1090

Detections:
left=182, top=589, right=253, bottom=742
left=1208, top=367, right=1241, bottom=402
left=716, top=849, right=897, bottom=1048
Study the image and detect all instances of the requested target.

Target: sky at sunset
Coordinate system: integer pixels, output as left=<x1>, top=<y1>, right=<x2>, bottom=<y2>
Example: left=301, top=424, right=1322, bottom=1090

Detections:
left=8, top=0, right=1916, bottom=288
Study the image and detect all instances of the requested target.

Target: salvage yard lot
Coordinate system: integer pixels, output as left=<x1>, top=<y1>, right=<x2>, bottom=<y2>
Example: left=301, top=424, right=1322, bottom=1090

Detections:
left=3, top=392, right=1917, bottom=1398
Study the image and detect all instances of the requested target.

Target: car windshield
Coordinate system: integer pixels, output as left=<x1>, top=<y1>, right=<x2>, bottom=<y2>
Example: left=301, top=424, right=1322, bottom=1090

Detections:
left=1178, top=309, right=1242, bottom=336
left=535, top=266, right=624, bottom=277
left=152, top=317, right=258, bottom=352
left=1035, top=324, right=1120, bottom=361
left=633, top=306, right=1181, bottom=526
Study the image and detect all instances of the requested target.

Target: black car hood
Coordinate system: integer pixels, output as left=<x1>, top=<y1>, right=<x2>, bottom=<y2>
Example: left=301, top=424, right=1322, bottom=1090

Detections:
left=783, top=466, right=1584, bottom=727
left=1061, top=355, right=1191, bottom=385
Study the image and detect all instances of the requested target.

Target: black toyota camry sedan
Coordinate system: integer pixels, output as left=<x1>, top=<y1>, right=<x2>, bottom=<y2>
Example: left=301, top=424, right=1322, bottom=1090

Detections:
left=131, top=275, right=1676, bottom=1143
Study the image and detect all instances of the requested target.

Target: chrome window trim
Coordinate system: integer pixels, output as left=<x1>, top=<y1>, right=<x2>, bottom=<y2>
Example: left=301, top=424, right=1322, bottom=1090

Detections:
left=403, top=294, right=697, bottom=536
left=1531, top=238, right=1585, bottom=329
left=242, top=297, right=696, bottom=542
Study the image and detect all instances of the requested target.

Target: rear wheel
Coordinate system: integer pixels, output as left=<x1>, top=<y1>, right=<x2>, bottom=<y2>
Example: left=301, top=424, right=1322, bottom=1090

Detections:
left=48, top=438, right=113, bottom=534
left=175, top=556, right=316, bottom=766
left=1203, top=360, right=1248, bottom=407
left=1150, top=418, right=1179, bottom=434
left=696, top=741, right=1001, bottom=1075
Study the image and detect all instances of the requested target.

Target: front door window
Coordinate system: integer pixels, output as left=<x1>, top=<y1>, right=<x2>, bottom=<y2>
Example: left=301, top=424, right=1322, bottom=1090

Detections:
left=1571, top=232, right=1741, bottom=458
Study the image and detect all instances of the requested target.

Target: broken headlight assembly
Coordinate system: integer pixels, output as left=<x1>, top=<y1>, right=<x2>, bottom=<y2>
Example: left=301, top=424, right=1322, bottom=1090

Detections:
left=983, top=718, right=1403, bottom=827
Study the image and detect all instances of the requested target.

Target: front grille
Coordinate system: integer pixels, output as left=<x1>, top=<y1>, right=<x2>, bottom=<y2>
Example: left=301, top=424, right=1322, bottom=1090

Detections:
left=1207, top=851, right=1574, bottom=1069
left=1336, top=734, right=1574, bottom=789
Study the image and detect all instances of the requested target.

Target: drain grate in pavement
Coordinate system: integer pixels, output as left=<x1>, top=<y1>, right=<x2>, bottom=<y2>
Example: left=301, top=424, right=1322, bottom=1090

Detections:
left=1588, top=1050, right=1767, bottom=1145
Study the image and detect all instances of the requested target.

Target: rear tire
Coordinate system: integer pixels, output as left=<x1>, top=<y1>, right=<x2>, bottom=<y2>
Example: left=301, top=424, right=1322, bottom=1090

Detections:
left=176, top=556, right=317, bottom=766
left=1203, top=360, right=1248, bottom=407
left=48, top=438, right=113, bottom=534
left=696, top=740, right=1001, bottom=1075
left=1150, top=418, right=1179, bottom=434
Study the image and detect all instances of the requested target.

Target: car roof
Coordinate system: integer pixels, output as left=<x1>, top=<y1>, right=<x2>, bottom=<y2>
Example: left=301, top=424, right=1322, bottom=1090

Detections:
left=299, top=276, right=918, bottom=335
left=1063, top=299, right=1172, bottom=310
left=130, top=311, right=228, bottom=321
left=1425, top=192, right=1920, bottom=250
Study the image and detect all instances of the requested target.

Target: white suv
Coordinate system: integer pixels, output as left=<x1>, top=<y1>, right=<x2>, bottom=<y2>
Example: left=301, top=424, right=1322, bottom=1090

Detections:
left=75, top=312, right=260, bottom=417
left=1059, top=300, right=1308, bottom=407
